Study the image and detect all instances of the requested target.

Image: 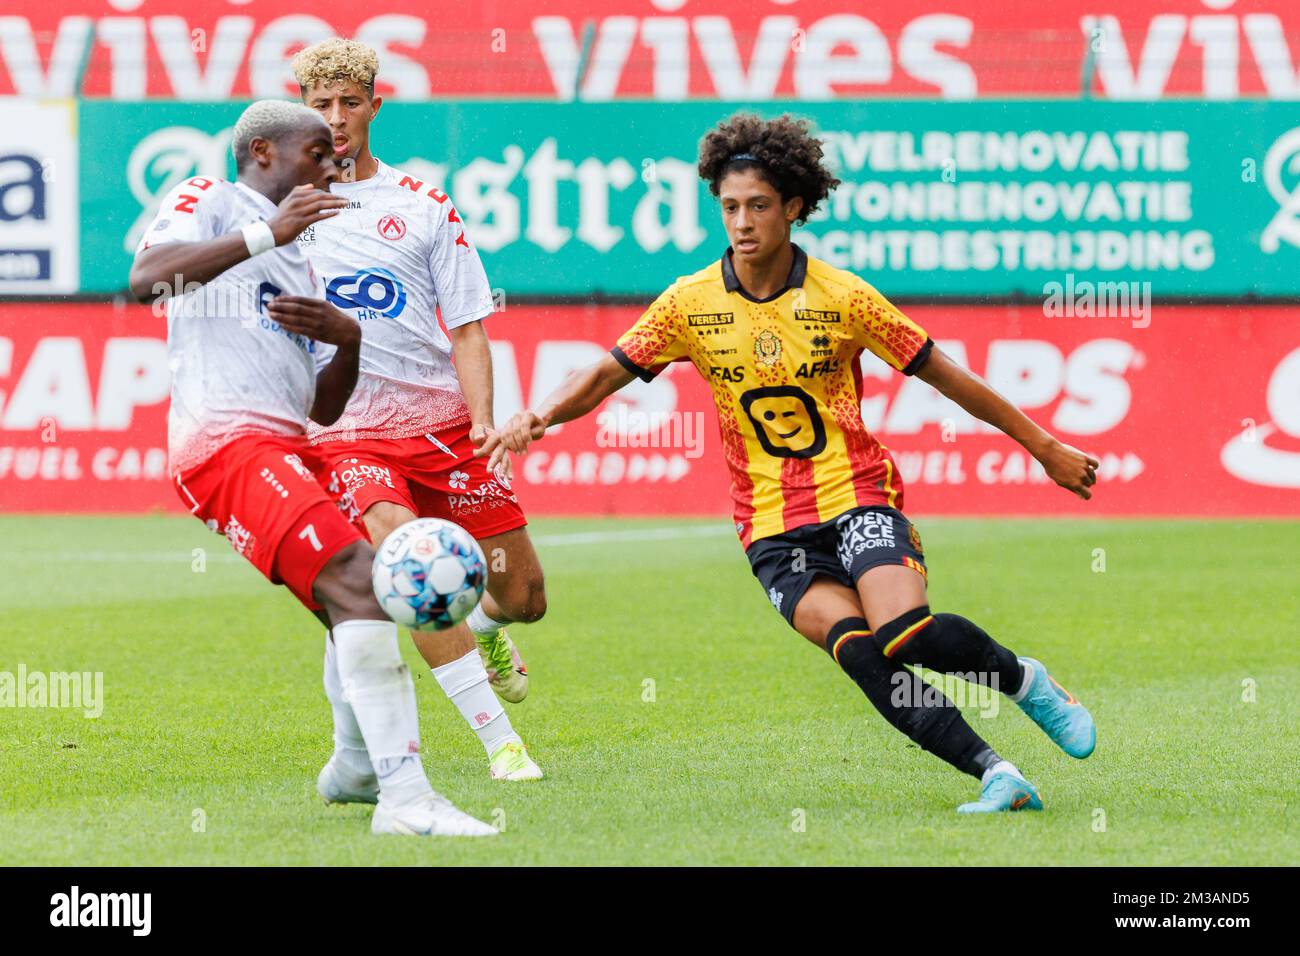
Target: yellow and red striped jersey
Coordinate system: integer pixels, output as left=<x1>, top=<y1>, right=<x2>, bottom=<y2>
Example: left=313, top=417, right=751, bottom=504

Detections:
left=612, top=245, right=932, bottom=548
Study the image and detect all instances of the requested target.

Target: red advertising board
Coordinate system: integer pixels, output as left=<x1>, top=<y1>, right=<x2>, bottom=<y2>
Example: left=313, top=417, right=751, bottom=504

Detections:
left=1, top=301, right=1297, bottom=518
left=5, top=1, right=1300, bottom=99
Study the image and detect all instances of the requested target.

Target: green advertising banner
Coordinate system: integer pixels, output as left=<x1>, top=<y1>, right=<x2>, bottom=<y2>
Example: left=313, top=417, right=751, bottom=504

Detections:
left=79, top=100, right=1300, bottom=297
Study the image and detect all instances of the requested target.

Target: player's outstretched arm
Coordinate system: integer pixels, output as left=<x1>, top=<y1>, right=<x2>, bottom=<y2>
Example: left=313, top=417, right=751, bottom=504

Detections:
left=477, top=353, right=637, bottom=472
left=265, top=296, right=362, bottom=426
left=915, top=346, right=1099, bottom=500
left=127, top=185, right=345, bottom=303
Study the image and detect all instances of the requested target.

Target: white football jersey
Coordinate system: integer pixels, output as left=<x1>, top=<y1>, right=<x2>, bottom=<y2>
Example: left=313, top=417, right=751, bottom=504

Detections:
left=300, top=159, right=495, bottom=444
left=136, top=177, right=327, bottom=475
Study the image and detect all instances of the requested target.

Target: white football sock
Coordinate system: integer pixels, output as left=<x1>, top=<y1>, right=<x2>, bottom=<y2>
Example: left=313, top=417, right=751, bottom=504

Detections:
left=466, top=604, right=507, bottom=637
left=981, top=759, right=1025, bottom=787
left=332, top=619, right=432, bottom=806
left=1009, top=658, right=1034, bottom=701
left=432, top=649, right=522, bottom=756
left=322, top=631, right=374, bottom=779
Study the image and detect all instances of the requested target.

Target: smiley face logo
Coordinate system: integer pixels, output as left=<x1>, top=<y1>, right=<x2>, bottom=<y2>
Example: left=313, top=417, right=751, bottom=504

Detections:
left=740, top=385, right=827, bottom=459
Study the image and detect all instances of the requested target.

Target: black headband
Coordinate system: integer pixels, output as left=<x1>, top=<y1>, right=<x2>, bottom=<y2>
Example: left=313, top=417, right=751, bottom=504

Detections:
left=729, top=152, right=760, bottom=163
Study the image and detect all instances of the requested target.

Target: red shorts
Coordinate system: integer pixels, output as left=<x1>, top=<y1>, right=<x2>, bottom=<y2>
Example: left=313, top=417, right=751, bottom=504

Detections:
left=316, top=425, right=528, bottom=542
left=174, top=433, right=365, bottom=610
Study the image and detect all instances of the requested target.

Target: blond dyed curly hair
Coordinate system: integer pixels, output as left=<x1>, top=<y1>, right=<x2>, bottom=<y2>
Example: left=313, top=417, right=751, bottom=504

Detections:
left=291, top=38, right=379, bottom=97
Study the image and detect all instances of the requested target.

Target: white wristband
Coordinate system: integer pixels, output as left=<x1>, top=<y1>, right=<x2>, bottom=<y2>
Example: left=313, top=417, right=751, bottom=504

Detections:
left=241, top=220, right=276, bottom=257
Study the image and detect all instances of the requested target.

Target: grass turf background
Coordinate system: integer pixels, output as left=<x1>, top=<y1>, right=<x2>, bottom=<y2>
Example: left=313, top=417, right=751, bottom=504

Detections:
left=0, top=516, right=1295, bottom=865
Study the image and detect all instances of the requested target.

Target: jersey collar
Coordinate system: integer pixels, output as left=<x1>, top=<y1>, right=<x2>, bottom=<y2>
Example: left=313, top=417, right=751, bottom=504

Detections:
left=720, top=243, right=808, bottom=304
left=331, top=157, right=390, bottom=192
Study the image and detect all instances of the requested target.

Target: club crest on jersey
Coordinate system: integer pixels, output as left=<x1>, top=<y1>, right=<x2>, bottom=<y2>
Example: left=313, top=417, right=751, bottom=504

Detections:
left=376, top=214, right=406, bottom=240
left=326, top=267, right=407, bottom=319
left=753, top=330, right=782, bottom=367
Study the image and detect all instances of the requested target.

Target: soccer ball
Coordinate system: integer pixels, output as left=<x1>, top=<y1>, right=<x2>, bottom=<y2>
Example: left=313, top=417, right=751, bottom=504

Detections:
left=372, top=518, right=487, bottom=631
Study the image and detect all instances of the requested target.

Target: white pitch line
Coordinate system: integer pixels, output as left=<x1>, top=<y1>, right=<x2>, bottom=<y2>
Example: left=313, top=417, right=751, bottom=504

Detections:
left=0, top=524, right=734, bottom=563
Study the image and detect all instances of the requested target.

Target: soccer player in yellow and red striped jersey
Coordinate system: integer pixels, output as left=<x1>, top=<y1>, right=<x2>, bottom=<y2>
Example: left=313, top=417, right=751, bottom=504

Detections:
left=481, top=114, right=1101, bottom=813
left=613, top=228, right=932, bottom=549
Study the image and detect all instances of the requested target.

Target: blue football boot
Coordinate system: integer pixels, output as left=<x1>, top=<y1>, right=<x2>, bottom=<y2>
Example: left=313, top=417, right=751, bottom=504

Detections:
left=1015, top=657, right=1096, bottom=758
left=957, top=771, right=1044, bottom=814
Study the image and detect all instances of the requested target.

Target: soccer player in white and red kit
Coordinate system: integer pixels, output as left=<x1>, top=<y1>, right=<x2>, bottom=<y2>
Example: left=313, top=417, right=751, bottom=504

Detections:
left=128, top=100, right=496, bottom=837
left=292, top=40, right=545, bottom=787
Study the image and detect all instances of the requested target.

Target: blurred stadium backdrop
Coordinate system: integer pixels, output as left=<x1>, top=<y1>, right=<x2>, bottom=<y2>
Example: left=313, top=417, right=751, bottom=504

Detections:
left=2, top=0, right=1299, bottom=519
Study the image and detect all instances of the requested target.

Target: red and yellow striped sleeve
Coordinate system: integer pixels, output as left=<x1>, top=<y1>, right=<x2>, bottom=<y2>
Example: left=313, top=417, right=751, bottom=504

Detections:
left=612, top=283, right=691, bottom=382
left=850, top=277, right=933, bottom=375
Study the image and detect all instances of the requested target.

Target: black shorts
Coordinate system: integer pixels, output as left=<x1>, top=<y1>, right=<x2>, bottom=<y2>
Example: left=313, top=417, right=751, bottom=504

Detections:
left=746, top=506, right=928, bottom=625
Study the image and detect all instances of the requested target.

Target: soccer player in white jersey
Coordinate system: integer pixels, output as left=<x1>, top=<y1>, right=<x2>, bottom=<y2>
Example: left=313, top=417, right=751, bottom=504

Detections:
left=128, top=100, right=496, bottom=837
left=291, top=39, right=545, bottom=788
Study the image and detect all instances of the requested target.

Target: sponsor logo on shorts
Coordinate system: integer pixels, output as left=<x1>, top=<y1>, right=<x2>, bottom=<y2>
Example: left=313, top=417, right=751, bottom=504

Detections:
left=282, top=454, right=315, bottom=483
left=259, top=466, right=289, bottom=499
left=224, top=514, right=253, bottom=556
left=768, top=587, right=784, bottom=613
left=445, top=473, right=518, bottom=516
left=337, top=459, right=396, bottom=491
left=836, top=511, right=896, bottom=571
left=334, top=487, right=361, bottom=523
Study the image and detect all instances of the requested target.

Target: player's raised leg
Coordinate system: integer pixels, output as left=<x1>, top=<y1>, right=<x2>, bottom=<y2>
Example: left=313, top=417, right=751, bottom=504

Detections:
left=464, top=525, right=547, bottom=705
left=790, top=577, right=1042, bottom=813
left=1008, top=657, right=1097, bottom=759
left=856, top=559, right=1096, bottom=760
left=850, top=566, right=1043, bottom=812
left=401, top=430, right=547, bottom=706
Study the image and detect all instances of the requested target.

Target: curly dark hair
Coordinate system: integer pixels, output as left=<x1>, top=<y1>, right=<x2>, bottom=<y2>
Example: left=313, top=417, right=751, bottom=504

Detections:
left=697, top=112, right=840, bottom=225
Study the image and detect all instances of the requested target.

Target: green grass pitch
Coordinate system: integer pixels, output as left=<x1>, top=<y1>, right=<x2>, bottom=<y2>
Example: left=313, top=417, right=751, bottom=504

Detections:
left=0, top=515, right=1295, bottom=866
